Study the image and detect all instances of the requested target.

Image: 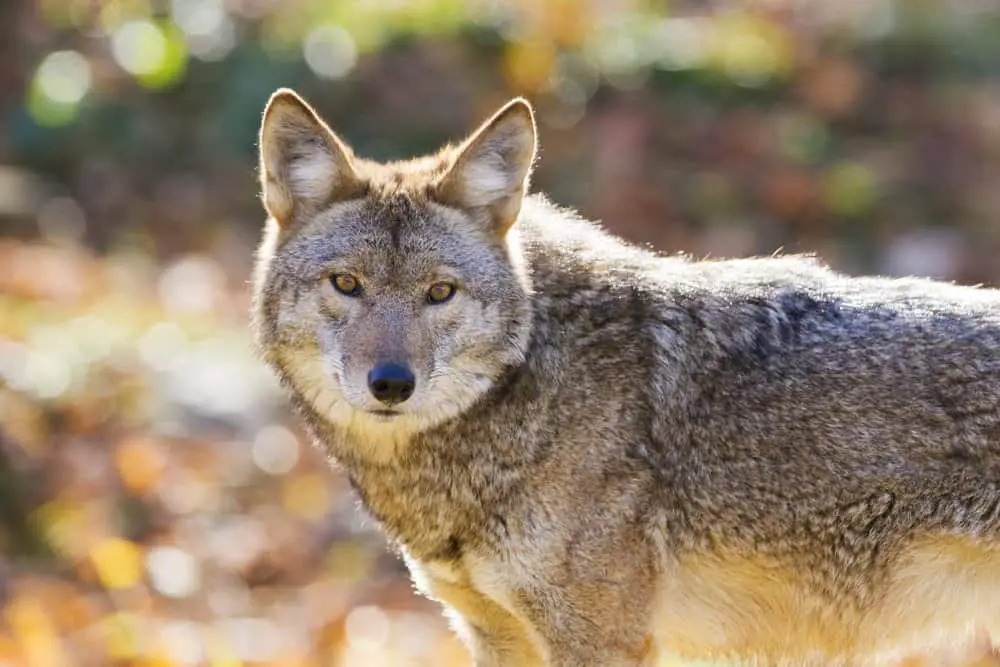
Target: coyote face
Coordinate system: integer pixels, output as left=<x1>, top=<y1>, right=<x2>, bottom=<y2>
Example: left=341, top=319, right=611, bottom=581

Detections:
left=253, top=91, right=536, bottom=445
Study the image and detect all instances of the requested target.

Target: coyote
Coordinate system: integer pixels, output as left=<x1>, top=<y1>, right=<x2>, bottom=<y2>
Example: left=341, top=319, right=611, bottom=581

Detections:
left=252, top=88, right=1000, bottom=666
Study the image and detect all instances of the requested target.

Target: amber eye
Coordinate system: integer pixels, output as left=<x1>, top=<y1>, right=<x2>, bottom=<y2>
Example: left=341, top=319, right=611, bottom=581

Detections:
left=427, top=281, right=456, bottom=304
left=331, top=273, right=361, bottom=296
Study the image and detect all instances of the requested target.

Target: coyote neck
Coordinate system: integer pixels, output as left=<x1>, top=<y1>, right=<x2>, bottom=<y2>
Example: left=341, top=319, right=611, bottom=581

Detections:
left=346, top=435, right=525, bottom=561
left=296, top=386, right=534, bottom=561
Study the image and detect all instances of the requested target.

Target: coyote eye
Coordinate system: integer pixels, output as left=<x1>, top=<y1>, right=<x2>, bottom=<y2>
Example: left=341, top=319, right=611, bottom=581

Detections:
left=427, top=281, right=456, bottom=304
left=331, top=273, right=361, bottom=296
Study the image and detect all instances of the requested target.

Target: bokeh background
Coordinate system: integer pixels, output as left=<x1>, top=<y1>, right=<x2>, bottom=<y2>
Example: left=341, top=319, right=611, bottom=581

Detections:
left=1, top=0, right=1000, bottom=665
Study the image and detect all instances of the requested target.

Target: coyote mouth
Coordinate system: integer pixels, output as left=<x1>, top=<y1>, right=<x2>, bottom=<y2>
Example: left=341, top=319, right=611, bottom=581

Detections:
left=367, top=409, right=400, bottom=419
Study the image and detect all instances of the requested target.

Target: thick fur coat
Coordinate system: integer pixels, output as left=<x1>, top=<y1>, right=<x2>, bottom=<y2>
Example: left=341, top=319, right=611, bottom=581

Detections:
left=252, top=89, right=1000, bottom=666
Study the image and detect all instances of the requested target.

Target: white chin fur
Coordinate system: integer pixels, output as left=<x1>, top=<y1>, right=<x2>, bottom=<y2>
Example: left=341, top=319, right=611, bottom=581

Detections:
left=281, top=350, right=496, bottom=461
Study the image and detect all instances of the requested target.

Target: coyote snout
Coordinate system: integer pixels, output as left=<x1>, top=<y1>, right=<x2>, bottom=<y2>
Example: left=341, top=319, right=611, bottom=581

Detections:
left=311, top=293, right=433, bottom=422
left=367, top=362, right=415, bottom=406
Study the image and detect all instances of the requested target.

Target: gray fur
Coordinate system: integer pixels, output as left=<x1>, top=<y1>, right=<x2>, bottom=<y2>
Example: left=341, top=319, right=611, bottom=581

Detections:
left=253, top=90, right=1000, bottom=666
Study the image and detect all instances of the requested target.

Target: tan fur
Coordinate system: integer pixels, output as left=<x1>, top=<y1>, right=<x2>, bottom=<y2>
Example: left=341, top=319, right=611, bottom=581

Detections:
left=407, top=553, right=549, bottom=666
left=648, top=536, right=1000, bottom=665
left=251, top=89, right=1000, bottom=666
left=868, top=536, right=1000, bottom=659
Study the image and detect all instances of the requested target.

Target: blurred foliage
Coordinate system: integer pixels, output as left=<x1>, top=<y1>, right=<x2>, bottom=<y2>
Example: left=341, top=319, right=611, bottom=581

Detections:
left=1, top=0, right=1000, bottom=665
left=2, top=0, right=1000, bottom=282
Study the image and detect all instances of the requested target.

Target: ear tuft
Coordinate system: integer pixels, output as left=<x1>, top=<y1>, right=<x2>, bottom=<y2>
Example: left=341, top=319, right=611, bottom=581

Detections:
left=258, top=88, right=359, bottom=226
left=439, top=98, right=537, bottom=235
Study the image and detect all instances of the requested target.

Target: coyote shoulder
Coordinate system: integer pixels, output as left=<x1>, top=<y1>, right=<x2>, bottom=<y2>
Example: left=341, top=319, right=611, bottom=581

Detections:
left=252, top=88, right=1000, bottom=666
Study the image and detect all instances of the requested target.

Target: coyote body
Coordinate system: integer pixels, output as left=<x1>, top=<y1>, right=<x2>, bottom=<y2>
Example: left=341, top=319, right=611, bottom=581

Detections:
left=252, top=90, right=1000, bottom=666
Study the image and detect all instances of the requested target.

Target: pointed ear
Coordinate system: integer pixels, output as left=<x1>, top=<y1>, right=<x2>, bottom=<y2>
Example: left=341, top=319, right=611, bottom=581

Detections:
left=438, top=98, right=537, bottom=235
left=258, top=88, right=362, bottom=227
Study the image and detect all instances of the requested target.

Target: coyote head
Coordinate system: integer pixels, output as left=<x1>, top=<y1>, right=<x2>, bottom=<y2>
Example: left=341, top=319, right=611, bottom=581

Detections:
left=252, top=89, right=536, bottom=453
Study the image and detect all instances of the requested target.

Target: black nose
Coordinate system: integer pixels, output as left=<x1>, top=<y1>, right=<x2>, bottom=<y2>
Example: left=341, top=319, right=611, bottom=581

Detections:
left=367, top=363, right=415, bottom=405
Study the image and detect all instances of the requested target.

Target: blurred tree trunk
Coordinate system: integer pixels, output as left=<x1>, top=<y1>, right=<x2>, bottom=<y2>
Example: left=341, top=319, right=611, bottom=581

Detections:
left=0, top=0, right=30, bottom=136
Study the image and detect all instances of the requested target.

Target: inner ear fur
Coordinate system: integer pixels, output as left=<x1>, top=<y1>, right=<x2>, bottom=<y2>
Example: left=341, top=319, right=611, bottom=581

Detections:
left=437, top=98, right=538, bottom=236
left=258, top=88, right=362, bottom=226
